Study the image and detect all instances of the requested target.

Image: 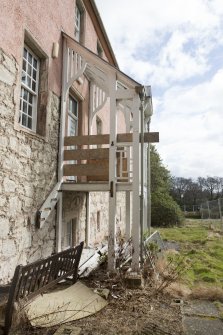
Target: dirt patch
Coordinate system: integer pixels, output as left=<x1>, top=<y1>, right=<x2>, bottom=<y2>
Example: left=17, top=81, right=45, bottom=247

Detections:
left=190, top=286, right=223, bottom=302
left=73, top=268, right=183, bottom=335
left=11, top=266, right=183, bottom=335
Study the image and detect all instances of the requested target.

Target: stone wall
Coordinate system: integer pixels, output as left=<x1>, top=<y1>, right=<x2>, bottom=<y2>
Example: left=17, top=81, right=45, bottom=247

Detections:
left=0, top=47, right=129, bottom=284
left=61, top=191, right=126, bottom=250
left=62, top=192, right=86, bottom=249
left=89, top=191, right=126, bottom=246
left=0, top=48, right=59, bottom=284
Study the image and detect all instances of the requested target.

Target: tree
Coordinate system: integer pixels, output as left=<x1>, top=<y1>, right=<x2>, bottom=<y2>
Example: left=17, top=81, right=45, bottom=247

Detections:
left=170, top=177, right=191, bottom=205
left=204, top=176, right=218, bottom=200
left=150, top=146, right=183, bottom=226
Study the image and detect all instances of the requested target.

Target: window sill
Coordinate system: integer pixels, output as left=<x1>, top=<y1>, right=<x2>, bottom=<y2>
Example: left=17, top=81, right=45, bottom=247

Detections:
left=14, top=123, right=48, bottom=143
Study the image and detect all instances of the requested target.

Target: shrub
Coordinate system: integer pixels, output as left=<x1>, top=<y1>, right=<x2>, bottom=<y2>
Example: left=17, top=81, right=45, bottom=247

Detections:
left=151, top=191, right=184, bottom=227
left=184, top=211, right=201, bottom=219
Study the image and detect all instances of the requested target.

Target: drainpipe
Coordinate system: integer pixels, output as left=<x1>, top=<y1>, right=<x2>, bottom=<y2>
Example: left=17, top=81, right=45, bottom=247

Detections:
left=140, top=99, right=144, bottom=267
left=144, top=87, right=153, bottom=237
left=147, top=119, right=151, bottom=236
left=139, top=86, right=153, bottom=266
left=86, top=82, right=94, bottom=247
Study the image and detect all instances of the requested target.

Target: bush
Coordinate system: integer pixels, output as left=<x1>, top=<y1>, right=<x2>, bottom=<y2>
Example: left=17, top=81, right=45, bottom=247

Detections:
left=184, top=211, right=201, bottom=219
left=151, top=191, right=184, bottom=227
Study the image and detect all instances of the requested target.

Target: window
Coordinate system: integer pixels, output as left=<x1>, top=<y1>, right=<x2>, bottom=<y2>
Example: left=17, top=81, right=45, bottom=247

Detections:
left=74, top=1, right=85, bottom=43
left=97, top=41, right=103, bottom=58
left=65, top=218, right=77, bottom=248
left=19, top=46, right=39, bottom=131
left=97, top=211, right=101, bottom=232
left=68, top=95, right=78, bottom=139
left=75, top=5, right=81, bottom=41
left=96, top=116, right=102, bottom=135
left=66, top=220, right=73, bottom=247
left=66, top=95, right=79, bottom=181
left=96, top=116, right=102, bottom=148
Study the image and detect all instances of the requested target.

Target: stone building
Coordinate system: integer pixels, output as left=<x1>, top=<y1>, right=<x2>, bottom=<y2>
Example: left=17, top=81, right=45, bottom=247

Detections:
left=0, top=0, right=157, bottom=284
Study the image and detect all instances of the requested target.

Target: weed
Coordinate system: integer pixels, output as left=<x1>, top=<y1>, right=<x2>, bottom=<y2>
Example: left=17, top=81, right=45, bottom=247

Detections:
left=157, top=219, right=223, bottom=290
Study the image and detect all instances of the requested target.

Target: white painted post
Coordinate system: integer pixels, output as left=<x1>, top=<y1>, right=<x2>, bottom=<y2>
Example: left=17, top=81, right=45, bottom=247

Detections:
left=140, top=101, right=144, bottom=265
left=56, top=193, right=62, bottom=252
left=218, top=198, right=222, bottom=223
left=85, top=82, right=95, bottom=247
left=207, top=201, right=211, bottom=219
left=200, top=204, right=203, bottom=220
left=125, top=105, right=131, bottom=240
left=108, top=73, right=117, bottom=271
left=86, top=193, right=90, bottom=247
left=56, top=37, right=68, bottom=252
left=89, top=81, right=94, bottom=136
left=125, top=191, right=131, bottom=239
left=131, top=93, right=141, bottom=271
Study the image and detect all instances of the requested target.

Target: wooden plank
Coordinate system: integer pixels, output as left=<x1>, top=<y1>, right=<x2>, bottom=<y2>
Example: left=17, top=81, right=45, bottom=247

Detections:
left=64, top=134, right=109, bottom=146
left=64, top=132, right=159, bottom=147
left=143, top=132, right=159, bottom=143
left=117, top=132, right=159, bottom=143
left=117, top=133, right=132, bottom=142
left=64, top=148, right=109, bottom=161
left=63, top=161, right=109, bottom=176
left=87, top=175, right=109, bottom=181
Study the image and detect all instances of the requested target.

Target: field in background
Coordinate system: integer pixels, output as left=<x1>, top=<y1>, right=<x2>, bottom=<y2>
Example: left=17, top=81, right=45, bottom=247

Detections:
left=158, top=219, right=223, bottom=290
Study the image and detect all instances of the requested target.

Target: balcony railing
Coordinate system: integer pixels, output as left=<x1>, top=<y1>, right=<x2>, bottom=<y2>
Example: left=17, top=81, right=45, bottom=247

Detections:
left=63, top=132, right=159, bottom=183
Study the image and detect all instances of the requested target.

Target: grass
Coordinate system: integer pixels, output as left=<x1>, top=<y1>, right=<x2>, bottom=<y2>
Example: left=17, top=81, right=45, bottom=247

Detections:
left=157, top=219, right=223, bottom=290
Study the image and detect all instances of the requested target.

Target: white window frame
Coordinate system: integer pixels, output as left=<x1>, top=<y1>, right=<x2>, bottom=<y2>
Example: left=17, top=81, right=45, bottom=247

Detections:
left=68, top=95, right=79, bottom=124
left=97, top=41, right=103, bottom=58
left=75, top=4, right=81, bottom=42
left=97, top=211, right=101, bottom=232
left=65, top=218, right=77, bottom=248
left=19, top=45, right=40, bottom=132
left=67, top=95, right=79, bottom=181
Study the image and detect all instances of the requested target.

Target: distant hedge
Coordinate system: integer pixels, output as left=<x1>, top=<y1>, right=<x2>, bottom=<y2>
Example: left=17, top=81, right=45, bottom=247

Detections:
left=184, top=212, right=201, bottom=219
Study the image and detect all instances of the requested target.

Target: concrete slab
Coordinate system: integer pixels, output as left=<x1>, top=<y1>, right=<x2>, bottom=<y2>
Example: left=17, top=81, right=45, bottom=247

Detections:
left=183, top=300, right=220, bottom=318
left=183, top=316, right=223, bottom=335
left=183, top=300, right=223, bottom=335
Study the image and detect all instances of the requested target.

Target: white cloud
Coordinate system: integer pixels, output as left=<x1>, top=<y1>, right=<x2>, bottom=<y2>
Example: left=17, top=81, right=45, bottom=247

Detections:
left=95, top=0, right=223, bottom=178
left=96, top=0, right=223, bottom=85
left=152, top=69, right=223, bottom=177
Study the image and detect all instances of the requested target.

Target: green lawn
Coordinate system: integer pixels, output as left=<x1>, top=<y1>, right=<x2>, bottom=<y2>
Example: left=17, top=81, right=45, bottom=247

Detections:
left=158, top=220, right=223, bottom=288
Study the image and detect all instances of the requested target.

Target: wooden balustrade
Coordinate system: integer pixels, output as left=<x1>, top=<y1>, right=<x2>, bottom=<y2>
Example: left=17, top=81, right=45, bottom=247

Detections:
left=63, top=132, right=159, bottom=181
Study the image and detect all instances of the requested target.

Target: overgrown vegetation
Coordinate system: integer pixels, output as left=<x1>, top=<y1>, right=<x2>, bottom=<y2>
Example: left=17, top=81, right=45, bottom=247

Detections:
left=150, top=145, right=184, bottom=227
left=158, top=219, right=223, bottom=292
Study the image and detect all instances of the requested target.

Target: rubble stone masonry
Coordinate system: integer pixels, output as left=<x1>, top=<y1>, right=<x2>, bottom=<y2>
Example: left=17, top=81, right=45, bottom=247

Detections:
left=0, top=48, right=59, bottom=284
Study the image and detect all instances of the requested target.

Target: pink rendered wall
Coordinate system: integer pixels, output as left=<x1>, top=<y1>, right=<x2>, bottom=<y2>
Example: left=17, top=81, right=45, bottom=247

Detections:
left=1, top=0, right=78, bottom=95
left=1, top=0, right=125, bottom=133
left=0, top=0, right=109, bottom=96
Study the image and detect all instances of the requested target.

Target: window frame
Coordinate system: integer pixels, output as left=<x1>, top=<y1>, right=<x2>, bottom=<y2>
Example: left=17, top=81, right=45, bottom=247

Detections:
left=97, top=41, right=103, bottom=58
left=19, top=44, right=40, bottom=132
left=75, top=4, right=81, bottom=42
left=97, top=211, right=101, bottom=232
left=96, top=116, right=103, bottom=148
left=74, top=1, right=85, bottom=44
left=65, top=218, right=77, bottom=248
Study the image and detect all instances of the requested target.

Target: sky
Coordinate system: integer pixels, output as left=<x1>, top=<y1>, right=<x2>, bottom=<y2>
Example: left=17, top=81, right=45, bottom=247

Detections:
left=95, top=0, right=223, bottom=179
